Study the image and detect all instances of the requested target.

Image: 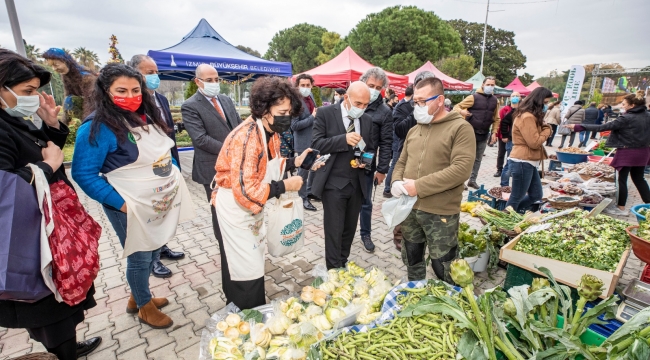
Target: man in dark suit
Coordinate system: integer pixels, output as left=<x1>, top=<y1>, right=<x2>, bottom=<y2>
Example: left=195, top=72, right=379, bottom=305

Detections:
left=292, top=74, right=317, bottom=211
left=181, top=63, right=242, bottom=284
left=130, top=54, right=185, bottom=278
left=311, top=81, right=375, bottom=270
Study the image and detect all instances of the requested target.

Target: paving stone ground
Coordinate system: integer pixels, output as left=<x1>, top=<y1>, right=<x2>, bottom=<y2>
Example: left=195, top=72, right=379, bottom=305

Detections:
left=0, top=143, right=644, bottom=359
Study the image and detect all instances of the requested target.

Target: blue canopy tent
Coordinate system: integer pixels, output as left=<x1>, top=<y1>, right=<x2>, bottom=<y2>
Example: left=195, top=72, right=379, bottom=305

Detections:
left=148, top=19, right=292, bottom=81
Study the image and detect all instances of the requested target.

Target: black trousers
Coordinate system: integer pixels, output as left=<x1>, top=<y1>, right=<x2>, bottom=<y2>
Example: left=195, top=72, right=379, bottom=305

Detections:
left=617, top=167, right=650, bottom=207
left=546, top=124, right=558, bottom=146
left=497, top=139, right=507, bottom=171
left=322, top=182, right=364, bottom=269
left=203, top=185, right=265, bottom=310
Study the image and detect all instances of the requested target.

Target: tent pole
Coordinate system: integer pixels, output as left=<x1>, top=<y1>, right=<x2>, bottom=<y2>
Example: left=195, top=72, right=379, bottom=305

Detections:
left=480, top=0, right=490, bottom=74
left=5, top=0, right=26, bottom=57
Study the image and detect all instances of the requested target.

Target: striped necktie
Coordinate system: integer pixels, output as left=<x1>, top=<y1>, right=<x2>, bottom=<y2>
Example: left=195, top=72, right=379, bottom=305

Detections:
left=346, top=116, right=355, bottom=133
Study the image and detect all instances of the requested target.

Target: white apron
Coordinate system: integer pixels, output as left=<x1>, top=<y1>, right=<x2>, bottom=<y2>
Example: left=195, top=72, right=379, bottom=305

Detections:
left=215, top=119, right=284, bottom=281
left=105, top=125, right=195, bottom=258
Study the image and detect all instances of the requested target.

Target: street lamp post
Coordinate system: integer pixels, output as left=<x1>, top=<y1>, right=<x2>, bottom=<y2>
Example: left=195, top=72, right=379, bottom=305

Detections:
left=5, top=0, right=26, bottom=57
left=479, top=0, right=490, bottom=74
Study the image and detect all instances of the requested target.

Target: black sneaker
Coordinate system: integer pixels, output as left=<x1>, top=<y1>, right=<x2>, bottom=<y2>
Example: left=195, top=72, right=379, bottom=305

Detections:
left=493, top=170, right=502, bottom=177
left=361, top=235, right=375, bottom=253
left=382, top=192, right=393, bottom=199
left=467, top=181, right=480, bottom=189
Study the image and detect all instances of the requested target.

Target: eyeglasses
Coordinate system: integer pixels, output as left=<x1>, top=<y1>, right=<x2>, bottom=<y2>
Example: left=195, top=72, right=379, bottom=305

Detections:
left=198, top=78, right=219, bottom=83
left=412, top=95, right=440, bottom=107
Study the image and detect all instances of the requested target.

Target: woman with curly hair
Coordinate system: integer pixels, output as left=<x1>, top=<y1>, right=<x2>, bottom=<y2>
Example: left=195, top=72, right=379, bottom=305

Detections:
left=42, top=48, right=96, bottom=123
left=213, top=76, right=323, bottom=309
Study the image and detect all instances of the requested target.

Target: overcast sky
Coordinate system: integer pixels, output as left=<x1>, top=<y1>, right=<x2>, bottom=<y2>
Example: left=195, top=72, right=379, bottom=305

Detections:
left=1, top=0, right=647, bottom=79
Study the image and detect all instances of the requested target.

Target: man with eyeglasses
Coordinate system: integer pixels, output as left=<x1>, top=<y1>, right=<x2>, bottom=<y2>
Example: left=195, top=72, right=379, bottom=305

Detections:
left=391, top=77, right=475, bottom=283
left=181, top=64, right=241, bottom=287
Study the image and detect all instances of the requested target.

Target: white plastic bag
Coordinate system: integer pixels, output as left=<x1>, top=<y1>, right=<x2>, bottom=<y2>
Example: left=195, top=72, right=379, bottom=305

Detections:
left=266, top=192, right=304, bottom=257
left=381, top=195, right=417, bottom=230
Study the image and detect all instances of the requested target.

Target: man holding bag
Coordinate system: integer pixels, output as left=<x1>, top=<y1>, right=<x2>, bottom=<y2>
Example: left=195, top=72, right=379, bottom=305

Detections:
left=391, top=77, right=475, bottom=283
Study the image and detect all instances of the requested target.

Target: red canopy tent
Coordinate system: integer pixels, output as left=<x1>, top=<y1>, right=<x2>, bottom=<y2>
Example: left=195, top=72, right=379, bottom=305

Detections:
left=297, top=46, right=409, bottom=89
left=405, top=61, right=473, bottom=91
left=504, top=77, right=531, bottom=96
left=526, top=81, right=559, bottom=98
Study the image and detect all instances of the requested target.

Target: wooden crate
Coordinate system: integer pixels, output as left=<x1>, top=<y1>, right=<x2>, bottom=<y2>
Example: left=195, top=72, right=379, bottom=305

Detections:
left=499, top=234, right=630, bottom=298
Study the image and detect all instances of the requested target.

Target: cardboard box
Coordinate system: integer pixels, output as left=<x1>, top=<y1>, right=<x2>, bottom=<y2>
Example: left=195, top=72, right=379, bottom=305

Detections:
left=499, top=234, right=630, bottom=298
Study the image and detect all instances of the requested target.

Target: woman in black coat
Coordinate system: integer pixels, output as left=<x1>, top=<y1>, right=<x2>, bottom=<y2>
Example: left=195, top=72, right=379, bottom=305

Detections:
left=0, top=49, right=101, bottom=359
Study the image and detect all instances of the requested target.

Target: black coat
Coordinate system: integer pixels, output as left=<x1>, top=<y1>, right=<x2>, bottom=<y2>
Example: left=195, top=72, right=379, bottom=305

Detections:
left=310, top=104, right=375, bottom=199
left=155, top=92, right=180, bottom=168
left=0, top=110, right=96, bottom=329
left=393, top=99, right=415, bottom=152
left=500, top=108, right=514, bottom=139
left=581, top=106, right=650, bottom=149
left=364, top=95, right=393, bottom=174
left=583, top=105, right=599, bottom=125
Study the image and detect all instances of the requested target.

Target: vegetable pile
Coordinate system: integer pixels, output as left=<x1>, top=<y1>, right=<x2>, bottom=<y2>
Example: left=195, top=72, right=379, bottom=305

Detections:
left=569, top=162, right=615, bottom=181
left=514, top=210, right=630, bottom=272
left=558, top=147, right=589, bottom=154
left=321, top=283, right=465, bottom=360
left=474, top=204, right=538, bottom=233
left=488, top=186, right=512, bottom=200
left=458, top=222, right=507, bottom=271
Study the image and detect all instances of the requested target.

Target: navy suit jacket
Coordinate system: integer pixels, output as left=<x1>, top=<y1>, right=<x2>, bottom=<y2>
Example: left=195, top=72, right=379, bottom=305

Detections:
left=155, top=92, right=180, bottom=169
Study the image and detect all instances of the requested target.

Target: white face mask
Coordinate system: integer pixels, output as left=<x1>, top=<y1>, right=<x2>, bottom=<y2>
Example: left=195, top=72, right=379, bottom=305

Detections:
left=483, top=85, right=495, bottom=95
left=199, top=79, right=220, bottom=97
left=369, top=88, right=380, bottom=103
left=299, top=87, right=312, bottom=97
left=0, top=86, right=40, bottom=118
left=346, top=97, right=365, bottom=119
left=414, top=104, right=434, bottom=124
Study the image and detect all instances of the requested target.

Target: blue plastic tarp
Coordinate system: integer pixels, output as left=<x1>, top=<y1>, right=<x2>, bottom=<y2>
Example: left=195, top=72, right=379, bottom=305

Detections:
left=148, top=19, right=292, bottom=81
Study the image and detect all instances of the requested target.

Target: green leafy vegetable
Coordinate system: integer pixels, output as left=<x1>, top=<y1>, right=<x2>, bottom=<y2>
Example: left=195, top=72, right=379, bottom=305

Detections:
left=241, top=309, right=263, bottom=323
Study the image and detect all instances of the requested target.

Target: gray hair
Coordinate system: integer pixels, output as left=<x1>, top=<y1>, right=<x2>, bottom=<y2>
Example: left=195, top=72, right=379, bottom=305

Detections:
left=128, top=54, right=155, bottom=69
left=360, top=67, right=389, bottom=88
left=444, top=98, right=452, bottom=106
left=413, top=71, right=435, bottom=86
left=483, top=76, right=496, bottom=84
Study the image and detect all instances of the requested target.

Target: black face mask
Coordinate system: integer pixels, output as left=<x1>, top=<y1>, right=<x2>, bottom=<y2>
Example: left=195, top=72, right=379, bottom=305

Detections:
left=268, top=115, right=292, bottom=133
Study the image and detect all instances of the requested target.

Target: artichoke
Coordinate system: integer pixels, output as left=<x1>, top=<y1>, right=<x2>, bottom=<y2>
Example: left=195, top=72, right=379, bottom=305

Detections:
left=577, top=275, right=604, bottom=301
left=504, top=299, right=517, bottom=317
left=531, top=278, right=551, bottom=292
left=450, top=259, right=474, bottom=288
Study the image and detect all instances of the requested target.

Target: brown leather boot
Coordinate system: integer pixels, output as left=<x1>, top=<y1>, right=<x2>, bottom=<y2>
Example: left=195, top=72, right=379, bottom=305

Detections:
left=138, top=300, right=173, bottom=329
left=126, top=294, right=169, bottom=314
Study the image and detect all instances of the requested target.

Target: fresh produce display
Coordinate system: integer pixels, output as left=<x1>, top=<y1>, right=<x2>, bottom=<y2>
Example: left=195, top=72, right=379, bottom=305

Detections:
left=549, top=182, right=583, bottom=195
left=569, top=162, right=616, bottom=181
left=558, top=146, right=589, bottom=154
left=638, top=207, right=650, bottom=217
left=321, top=283, right=465, bottom=360
left=580, top=193, right=603, bottom=205
left=458, top=222, right=486, bottom=258
left=458, top=222, right=507, bottom=271
left=488, top=186, right=512, bottom=200
left=473, top=204, right=538, bottom=233
left=596, top=140, right=614, bottom=154
left=201, top=263, right=394, bottom=360
left=460, top=201, right=480, bottom=216
left=514, top=210, right=630, bottom=272
left=637, top=219, right=650, bottom=241
left=544, top=171, right=562, bottom=178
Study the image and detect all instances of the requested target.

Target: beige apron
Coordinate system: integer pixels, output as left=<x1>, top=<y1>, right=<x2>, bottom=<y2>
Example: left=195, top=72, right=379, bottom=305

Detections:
left=215, top=119, right=284, bottom=281
left=105, top=125, right=195, bottom=258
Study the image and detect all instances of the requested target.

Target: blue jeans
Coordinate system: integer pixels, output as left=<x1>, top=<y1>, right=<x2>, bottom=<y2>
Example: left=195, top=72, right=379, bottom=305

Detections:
left=384, top=151, right=401, bottom=193
left=500, top=141, right=513, bottom=186
left=360, top=171, right=375, bottom=237
left=579, top=131, right=591, bottom=145
left=506, top=161, right=543, bottom=213
left=103, top=205, right=161, bottom=308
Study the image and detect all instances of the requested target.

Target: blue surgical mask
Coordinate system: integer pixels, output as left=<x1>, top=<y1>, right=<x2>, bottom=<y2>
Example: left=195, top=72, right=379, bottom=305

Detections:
left=346, top=97, right=365, bottom=119
left=369, top=88, right=380, bottom=103
left=543, top=104, right=549, bottom=113
left=145, top=74, right=160, bottom=90
left=511, top=97, right=520, bottom=104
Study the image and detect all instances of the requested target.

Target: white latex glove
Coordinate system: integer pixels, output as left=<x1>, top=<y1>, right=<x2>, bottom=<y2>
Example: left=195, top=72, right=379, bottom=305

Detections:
left=391, top=181, right=408, bottom=197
